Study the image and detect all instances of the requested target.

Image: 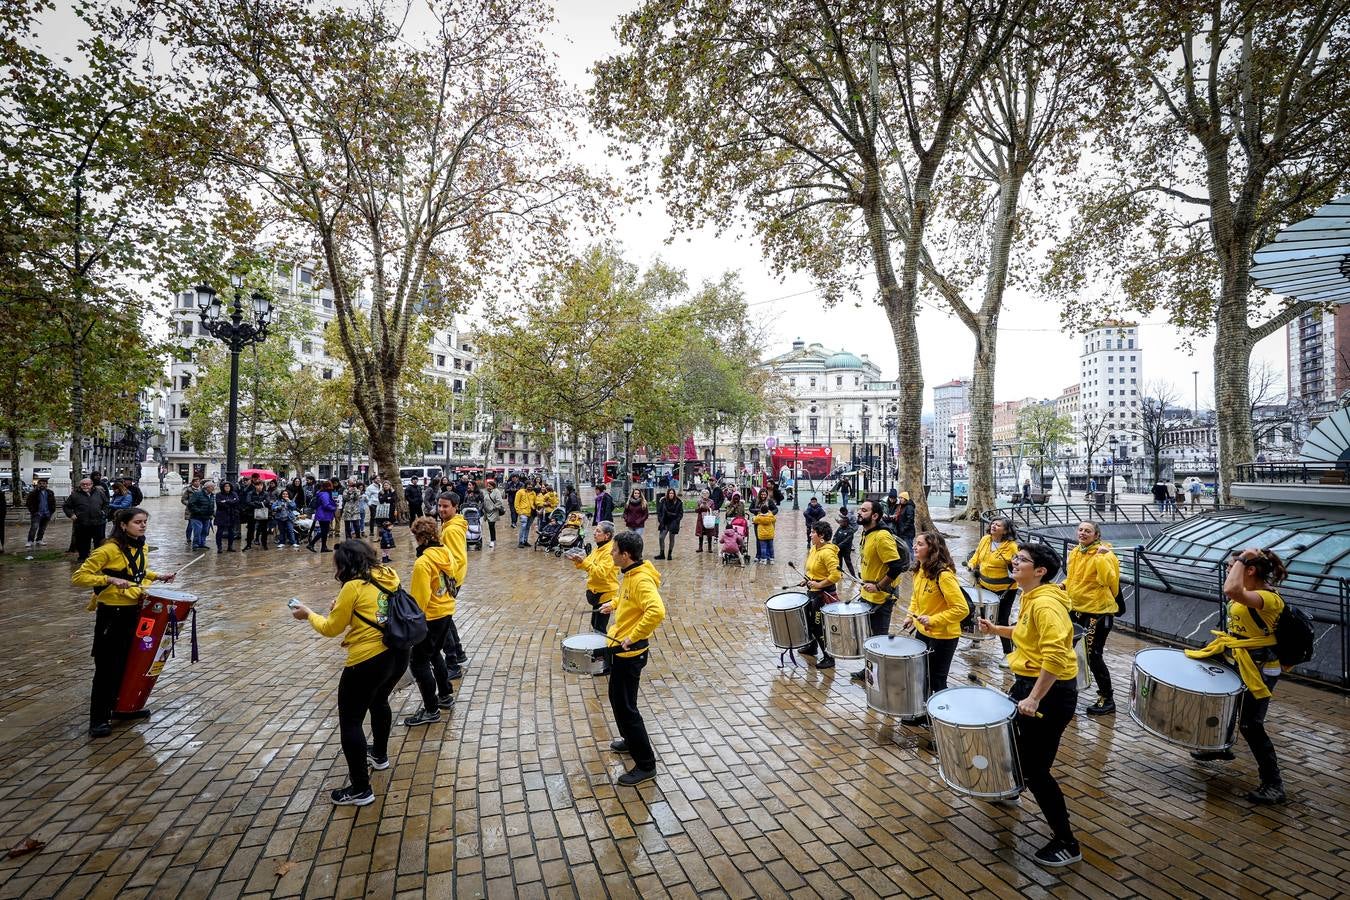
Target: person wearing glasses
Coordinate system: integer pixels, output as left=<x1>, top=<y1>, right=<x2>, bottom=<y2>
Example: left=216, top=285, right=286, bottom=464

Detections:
left=1185, top=548, right=1289, bottom=805
left=977, top=543, right=1080, bottom=868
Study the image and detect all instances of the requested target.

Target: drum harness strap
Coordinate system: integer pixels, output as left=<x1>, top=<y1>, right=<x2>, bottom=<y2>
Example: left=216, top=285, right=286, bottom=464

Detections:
left=593, top=638, right=649, bottom=659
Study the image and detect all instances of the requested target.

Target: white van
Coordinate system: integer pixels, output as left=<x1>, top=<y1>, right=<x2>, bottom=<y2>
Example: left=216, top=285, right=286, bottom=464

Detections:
left=399, top=466, right=443, bottom=487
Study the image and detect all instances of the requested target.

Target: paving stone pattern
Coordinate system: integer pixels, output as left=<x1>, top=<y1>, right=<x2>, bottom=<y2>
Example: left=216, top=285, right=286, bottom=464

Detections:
left=0, top=498, right=1347, bottom=899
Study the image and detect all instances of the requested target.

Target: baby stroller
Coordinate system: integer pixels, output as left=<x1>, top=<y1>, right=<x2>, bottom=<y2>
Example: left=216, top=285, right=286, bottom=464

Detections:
left=293, top=515, right=314, bottom=540
left=463, top=507, right=483, bottom=551
left=552, top=511, right=586, bottom=557
left=534, top=507, right=566, bottom=552
left=722, top=516, right=750, bottom=566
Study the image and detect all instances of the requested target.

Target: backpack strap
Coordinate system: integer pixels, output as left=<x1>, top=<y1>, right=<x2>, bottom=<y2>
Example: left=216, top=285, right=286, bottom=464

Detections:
left=1244, top=601, right=1271, bottom=636
left=352, top=609, right=386, bottom=634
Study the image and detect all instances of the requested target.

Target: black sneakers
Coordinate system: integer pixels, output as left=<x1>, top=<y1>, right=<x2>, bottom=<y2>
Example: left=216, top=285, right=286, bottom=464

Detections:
left=1247, top=782, right=1287, bottom=804
left=331, top=785, right=375, bottom=806
left=447, top=666, right=464, bottom=680
left=367, top=754, right=390, bottom=771
left=816, top=657, right=835, bottom=669
left=609, top=738, right=629, bottom=753
left=402, top=708, right=440, bottom=727
left=437, top=694, right=455, bottom=710
left=1033, top=837, right=1082, bottom=867
left=1190, top=749, right=1237, bottom=762
left=89, top=722, right=111, bottom=738
left=1086, top=697, right=1116, bottom=717
left=616, top=766, right=656, bottom=786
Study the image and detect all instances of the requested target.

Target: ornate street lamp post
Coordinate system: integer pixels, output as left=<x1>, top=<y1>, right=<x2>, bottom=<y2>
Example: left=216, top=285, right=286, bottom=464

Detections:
left=884, top=414, right=897, bottom=493
left=622, top=414, right=634, bottom=502
left=860, top=401, right=870, bottom=496
left=791, top=426, right=801, bottom=510
left=196, top=279, right=273, bottom=487
left=947, top=428, right=957, bottom=508
left=1108, top=435, right=1119, bottom=509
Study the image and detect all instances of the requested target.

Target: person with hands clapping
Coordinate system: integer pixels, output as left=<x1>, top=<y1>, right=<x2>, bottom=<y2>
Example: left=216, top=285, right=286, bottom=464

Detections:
left=976, top=542, right=1081, bottom=868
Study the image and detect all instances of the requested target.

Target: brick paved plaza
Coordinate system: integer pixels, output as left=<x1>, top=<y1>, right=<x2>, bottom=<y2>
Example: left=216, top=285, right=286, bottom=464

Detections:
left=0, top=497, right=1347, bottom=899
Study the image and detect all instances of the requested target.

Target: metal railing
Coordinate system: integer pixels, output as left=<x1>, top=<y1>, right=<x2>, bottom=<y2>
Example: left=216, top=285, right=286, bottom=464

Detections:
left=983, top=502, right=1238, bottom=531
left=1235, top=461, right=1350, bottom=485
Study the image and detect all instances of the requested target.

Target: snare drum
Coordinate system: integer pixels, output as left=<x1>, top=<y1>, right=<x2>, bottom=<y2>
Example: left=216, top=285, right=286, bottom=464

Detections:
left=1130, top=648, right=1244, bottom=751
left=116, top=588, right=199, bottom=715
left=961, top=585, right=1001, bottom=639
left=764, top=592, right=810, bottom=650
left=821, top=601, right=873, bottom=660
left=561, top=633, right=612, bottom=676
left=927, top=686, right=1023, bottom=799
left=863, top=635, right=928, bottom=718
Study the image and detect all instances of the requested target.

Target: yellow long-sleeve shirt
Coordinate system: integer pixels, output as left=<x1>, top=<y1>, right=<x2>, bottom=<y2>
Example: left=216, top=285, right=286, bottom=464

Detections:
left=1065, top=541, right=1120, bottom=614
left=859, top=527, right=903, bottom=605
left=752, top=512, right=776, bottom=540
left=804, top=542, right=842, bottom=587
left=410, top=545, right=456, bottom=620
left=906, top=568, right=967, bottom=640
left=965, top=535, right=1017, bottom=593
left=439, top=514, right=468, bottom=590
left=608, top=560, right=666, bottom=658
left=1007, top=582, right=1078, bottom=680
left=1186, top=589, right=1284, bottom=697
left=72, top=541, right=160, bottom=608
left=306, top=566, right=401, bottom=667
left=514, top=489, right=536, bottom=516
left=573, top=539, right=619, bottom=596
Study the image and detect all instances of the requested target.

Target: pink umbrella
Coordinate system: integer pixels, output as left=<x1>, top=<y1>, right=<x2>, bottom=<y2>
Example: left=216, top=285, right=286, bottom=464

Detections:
left=239, top=468, right=279, bottom=481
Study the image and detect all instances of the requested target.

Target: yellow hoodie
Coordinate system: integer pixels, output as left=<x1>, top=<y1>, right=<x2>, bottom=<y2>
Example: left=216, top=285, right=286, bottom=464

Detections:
left=573, top=538, right=619, bottom=597
left=72, top=540, right=160, bottom=608
left=906, top=568, right=967, bottom=640
left=804, top=542, right=842, bottom=587
left=439, top=514, right=468, bottom=588
left=514, top=489, right=536, bottom=516
left=1007, top=582, right=1078, bottom=681
left=1065, top=541, right=1120, bottom=615
left=411, top=545, right=457, bottom=620
left=752, top=511, right=776, bottom=540
left=608, top=559, right=666, bottom=658
left=307, top=565, right=402, bottom=667
left=965, top=535, right=1018, bottom=593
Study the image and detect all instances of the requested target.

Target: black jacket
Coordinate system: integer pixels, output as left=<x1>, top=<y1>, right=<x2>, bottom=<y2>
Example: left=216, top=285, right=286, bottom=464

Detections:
left=26, top=488, right=56, bottom=518
left=804, top=502, right=826, bottom=527
left=896, top=502, right=915, bottom=540
left=593, top=491, right=614, bottom=523
left=656, top=497, right=684, bottom=532
left=404, top=484, right=423, bottom=508
left=63, top=488, right=108, bottom=525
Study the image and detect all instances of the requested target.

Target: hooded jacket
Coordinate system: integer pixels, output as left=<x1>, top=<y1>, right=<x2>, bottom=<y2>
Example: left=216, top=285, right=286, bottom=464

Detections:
left=906, top=568, right=968, bottom=640
left=306, top=565, right=402, bottom=667
left=1007, top=582, right=1077, bottom=680
left=573, top=538, right=619, bottom=596
left=1065, top=541, right=1120, bottom=615
left=410, top=545, right=457, bottom=620
left=608, top=559, right=666, bottom=658
left=439, top=514, right=468, bottom=589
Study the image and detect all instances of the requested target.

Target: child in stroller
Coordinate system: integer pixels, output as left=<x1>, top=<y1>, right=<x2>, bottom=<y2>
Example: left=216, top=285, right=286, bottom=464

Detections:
left=722, top=516, right=750, bottom=566
left=463, top=506, right=483, bottom=551
left=534, top=507, right=567, bottom=552
left=552, top=511, right=586, bottom=556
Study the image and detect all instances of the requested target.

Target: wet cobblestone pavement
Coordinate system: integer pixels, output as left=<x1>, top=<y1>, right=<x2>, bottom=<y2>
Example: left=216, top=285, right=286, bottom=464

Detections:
left=0, top=498, right=1347, bottom=898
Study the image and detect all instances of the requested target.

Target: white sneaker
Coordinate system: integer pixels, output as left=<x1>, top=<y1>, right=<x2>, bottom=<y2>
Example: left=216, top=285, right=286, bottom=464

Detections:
left=489, top=541, right=495, bottom=548
left=25, top=542, right=32, bottom=549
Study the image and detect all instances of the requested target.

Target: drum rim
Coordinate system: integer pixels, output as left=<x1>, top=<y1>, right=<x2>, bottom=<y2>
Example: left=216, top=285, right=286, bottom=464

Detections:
left=821, top=601, right=872, bottom=615
left=765, top=591, right=810, bottom=610
left=562, top=634, right=611, bottom=650
left=925, top=685, right=1016, bottom=725
left=1133, top=648, right=1244, bottom=694
left=144, top=588, right=198, bottom=602
left=863, top=634, right=927, bottom=656
left=1126, top=704, right=1239, bottom=752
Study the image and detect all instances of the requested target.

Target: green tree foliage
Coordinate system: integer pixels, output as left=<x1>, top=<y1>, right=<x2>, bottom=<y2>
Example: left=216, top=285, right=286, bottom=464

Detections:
left=1016, top=403, right=1073, bottom=485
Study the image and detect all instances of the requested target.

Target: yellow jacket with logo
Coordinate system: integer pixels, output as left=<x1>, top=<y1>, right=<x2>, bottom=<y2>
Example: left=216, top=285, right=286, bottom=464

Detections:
left=72, top=541, right=160, bottom=608
left=307, top=565, right=401, bottom=667
left=439, top=514, right=468, bottom=590
left=906, top=568, right=967, bottom=640
left=1186, top=589, right=1284, bottom=698
left=752, top=512, right=776, bottom=540
left=1065, top=541, right=1120, bottom=615
left=804, top=542, right=842, bottom=587
left=608, top=560, right=666, bottom=658
left=573, top=539, right=619, bottom=596
left=1007, top=582, right=1077, bottom=680
left=965, top=535, right=1017, bottom=593
left=859, top=527, right=902, bottom=605
left=410, top=545, right=456, bottom=620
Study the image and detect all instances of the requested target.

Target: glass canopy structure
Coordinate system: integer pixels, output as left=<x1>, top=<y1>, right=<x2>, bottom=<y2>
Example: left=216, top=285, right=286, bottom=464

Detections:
left=1250, top=192, right=1350, bottom=306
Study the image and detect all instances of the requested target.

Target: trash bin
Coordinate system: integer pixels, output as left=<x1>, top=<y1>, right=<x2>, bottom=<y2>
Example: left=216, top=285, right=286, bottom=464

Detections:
left=116, top=587, right=198, bottom=715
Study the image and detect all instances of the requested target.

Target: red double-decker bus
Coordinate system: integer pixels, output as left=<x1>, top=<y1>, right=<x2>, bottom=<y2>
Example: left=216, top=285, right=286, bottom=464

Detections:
left=770, top=446, right=833, bottom=481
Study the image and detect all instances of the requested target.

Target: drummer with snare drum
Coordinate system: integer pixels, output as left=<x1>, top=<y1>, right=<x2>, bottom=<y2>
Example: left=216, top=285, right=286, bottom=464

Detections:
left=1184, top=548, right=1290, bottom=805
left=976, top=542, right=1081, bottom=868
left=903, top=531, right=967, bottom=710
left=849, top=499, right=906, bottom=683
left=965, top=515, right=1019, bottom=660
left=71, top=507, right=177, bottom=738
left=798, top=521, right=842, bottom=669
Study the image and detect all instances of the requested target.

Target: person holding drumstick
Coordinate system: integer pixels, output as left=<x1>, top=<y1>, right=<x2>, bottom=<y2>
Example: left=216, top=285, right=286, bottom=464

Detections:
left=798, top=521, right=842, bottom=669
left=1185, top=548, right=1289, bottom=804
left=73, top=507, right=177, bottom=738
left=401, top=516, right=458, bottom=727
left=850, top=499, right=907, bottom=683
left=1065, top=521, right=1120, bottom=716
left=965, top=516, right=1019, bottom=659
left=978, top=542, right=1080, bottom=867
left=437, top=491, right=469, bottom=679
left=903, top=531, right=967, bottom=701
left=572, top=521, right=619, bottom=635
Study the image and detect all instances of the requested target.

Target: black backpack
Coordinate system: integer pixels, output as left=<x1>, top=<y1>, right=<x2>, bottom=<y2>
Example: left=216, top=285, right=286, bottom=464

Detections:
left=354, top=581, right=428, bottom=651
left=1247, top=602, right=1315, bottom=670
left=959, top=585, right=977, bottom=632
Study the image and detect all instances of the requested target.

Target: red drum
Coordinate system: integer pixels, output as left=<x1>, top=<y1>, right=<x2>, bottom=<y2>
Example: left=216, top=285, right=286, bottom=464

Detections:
left=115, top=588, right=198, bottom=714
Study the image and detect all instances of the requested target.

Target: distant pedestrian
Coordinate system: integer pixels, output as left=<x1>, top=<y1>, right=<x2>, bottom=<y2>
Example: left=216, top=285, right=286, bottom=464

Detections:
left=482, top=479, right=505, bottom=548
left=64, top=477, right=110, bottom=561
left=26, top=477, right=56, bottom=548
left=405, top=477, right=424, bottom=520
left=593, top=483, right=614, bottom=524
left=214, top=481, right=241, bottom=552
left=655, top=488, right=682, bottom=560
left=272, top=490, right=299, bottom=547
left=622, top=489, right=649, bottom=537
left=186, top=481, right=216, bottom=550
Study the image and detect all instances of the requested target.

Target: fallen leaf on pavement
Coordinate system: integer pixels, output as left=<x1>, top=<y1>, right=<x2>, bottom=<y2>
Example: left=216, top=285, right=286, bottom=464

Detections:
left=274, top=860, right=297, bottom=877
left=7, top=838, right=45, bottom=859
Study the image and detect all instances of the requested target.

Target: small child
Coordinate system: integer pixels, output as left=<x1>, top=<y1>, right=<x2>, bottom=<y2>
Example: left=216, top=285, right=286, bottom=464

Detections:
left=378, top=520, right=396, bottom=563
left=729, top=515, right=751, bottom=563
left=753, top=505, right=776, bottom=564
left=720, top=525, right=743, bottom=563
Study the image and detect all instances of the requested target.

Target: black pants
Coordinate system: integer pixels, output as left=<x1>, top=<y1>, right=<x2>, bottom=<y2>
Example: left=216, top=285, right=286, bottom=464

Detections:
left=408, top=502, right=423, bottom=521
left=994, top=588, right=1016, bottom=654
left=336, top=649, right=408, bottom=792
left=73, top=522, right=103, bottom=561
left=245, top=517, right=268, bottom=547
left=486, top=519, right=497, bottom=543
left=658, top=528, right=676, bottom=557
left=308, top=519, right=331, bottom=549
left=215, top=523, right=236, bottom=551
left=867, top=597, right=897, bottom=637
left=609, top=651, right=655, bottom=770
left=917, top=632, right=958, bottom=694
left=344, top=518, right=361, bottom=539
left=1240, top=673, right=1282, bottom=786
left=27, top=515, right=51, bottom=543
left=801, top=591, right=836, bottom=659
left=410, top=616, right=453, bottom=711
left=839, top=548, right=857, bottom=577
left=1071, top=611, right=1114, bottom=699
left=90, top=604, right=139, bottom=727
left=587, top=590, right=611, bottom=634
left=442, top=615, right=466, bottom=667
left=1010, top=675, right=1077, bottom=843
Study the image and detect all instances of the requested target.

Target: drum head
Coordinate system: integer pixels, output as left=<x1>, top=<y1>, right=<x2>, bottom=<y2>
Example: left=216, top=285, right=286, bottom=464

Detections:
left=864, top=634, right=926, bottom=658
left=822, top=601, right=872, bottom=616
left=562, top=634, right=611, bottom=652
left=927, top=686, right=1015, bottom=725
left=765, top=592, right=809, bottom=611
left=1134, top=648, right=1243, bottom=694
left=145, top=588, right=198, bottom=604
left=965, top=584, right=1002, bottom=606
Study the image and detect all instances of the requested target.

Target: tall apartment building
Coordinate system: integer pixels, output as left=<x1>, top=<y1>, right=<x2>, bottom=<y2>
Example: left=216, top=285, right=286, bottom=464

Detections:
left=932, top=378, right=972, bottom=474
left=1286, top=306, right=1350, bottom=414
left=1078, top=321, right=1142, bottom=467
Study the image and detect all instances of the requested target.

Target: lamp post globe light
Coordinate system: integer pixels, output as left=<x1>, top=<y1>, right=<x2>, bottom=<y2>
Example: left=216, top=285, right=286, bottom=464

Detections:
left=195, top=279, right=273, bottom=487
left=791, top=426, right=801, bottom=510
left=622, top=414, right=634, bottom=502
left=947, top=428, right=956, bottom=508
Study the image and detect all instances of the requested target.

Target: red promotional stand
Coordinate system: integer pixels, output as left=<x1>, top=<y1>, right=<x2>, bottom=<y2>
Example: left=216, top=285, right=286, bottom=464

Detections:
left=115, top=587, right=199, bottom=715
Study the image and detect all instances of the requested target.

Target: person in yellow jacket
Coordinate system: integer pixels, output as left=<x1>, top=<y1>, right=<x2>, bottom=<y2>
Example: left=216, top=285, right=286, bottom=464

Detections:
left=72, top=507, right=177, bottom=738
left=597, top=531, right=666, bottom=786
left=903, top=531, right=967, bottom=700
left=978, top=542, right=1081, bottom=868
left=290, top=540, right=409, bottom=806
left=437, top=491, right=469, bottom=678
left=850, top=499, right=906, bottom=682
left=573, top=521, right=619, bottom=634
left=1186, top=548, right=1289, bottom=805
left=514, top=483, right=537, bottom=547
left=965, top=516, right=1019, bottom=658
left=1064, top=521, right=1120, bottom=716
left=401, top=517, right=459, bottom=727
left=799, top=521, right=842, bottom=668
left=542, top=486, right=559, bottom=511
left=752, top=506, right=776, bottom=563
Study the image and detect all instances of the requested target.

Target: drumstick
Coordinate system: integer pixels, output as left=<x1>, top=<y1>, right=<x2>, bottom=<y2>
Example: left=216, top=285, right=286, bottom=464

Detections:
left=168, top=552, right=208, bottom=579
